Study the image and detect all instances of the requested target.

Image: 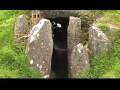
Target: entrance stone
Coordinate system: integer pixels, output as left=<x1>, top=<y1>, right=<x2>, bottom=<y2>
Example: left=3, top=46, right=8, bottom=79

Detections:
left=26, top=18, right=53, bottom=78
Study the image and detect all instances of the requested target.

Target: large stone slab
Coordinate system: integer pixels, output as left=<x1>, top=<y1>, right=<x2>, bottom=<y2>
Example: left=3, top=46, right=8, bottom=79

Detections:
left=69, top=43, right=89, bottom=77
left=38, top=10, right=94, bottom=18
left=26, top=19, right=53, bottom=78
left=31, top=10, right=96, bottom=28
left=89, top=26, right=111, bottom=56
left=67, top=16, right=89, bottom=77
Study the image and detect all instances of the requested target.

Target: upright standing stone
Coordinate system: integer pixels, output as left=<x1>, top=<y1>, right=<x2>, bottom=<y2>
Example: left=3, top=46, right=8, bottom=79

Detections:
left=14, top=14, right=29, bottom=41
left=69, top=43, right=89, bottom=77
left=26, top=19, right=53, bottom=78
left=68, top=16, right=89, bottom=77
left=67, top=16, right=82, bottom=59
left=89, top=26, right=111, bottom=56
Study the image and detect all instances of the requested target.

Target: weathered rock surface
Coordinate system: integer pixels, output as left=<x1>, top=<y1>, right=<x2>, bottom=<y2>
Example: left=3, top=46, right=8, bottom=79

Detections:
left=67, top=16, right=89, bottom=77
left=39, top=10, right=94, bottom=18
left=67, top=16, right=82, bottom=59
left=89, top=26, right=111, bottom=56
left=14, top=14, right=30, bottom=41
left=26, top=19, right=53, bottom=78
left=69, top=43, right=89, bottom=77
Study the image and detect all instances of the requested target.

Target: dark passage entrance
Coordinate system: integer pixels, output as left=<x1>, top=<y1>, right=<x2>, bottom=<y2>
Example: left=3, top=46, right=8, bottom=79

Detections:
left=48, top=17, right=69, bottom=78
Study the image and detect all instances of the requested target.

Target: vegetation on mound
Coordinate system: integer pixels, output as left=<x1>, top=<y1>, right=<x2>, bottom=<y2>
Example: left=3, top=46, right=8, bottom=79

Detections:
left=78, top=10, right=120, bottom=78
left=0, top=10, right=41, bottom=78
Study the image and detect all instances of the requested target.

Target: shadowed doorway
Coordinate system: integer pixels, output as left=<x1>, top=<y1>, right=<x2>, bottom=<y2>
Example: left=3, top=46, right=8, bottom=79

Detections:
left=48, top=17, right=69, bottom=78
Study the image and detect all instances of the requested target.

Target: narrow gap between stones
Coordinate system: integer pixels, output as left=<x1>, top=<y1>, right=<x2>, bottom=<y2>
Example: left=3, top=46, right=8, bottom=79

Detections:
left=47, top=17, right=69, bottom=78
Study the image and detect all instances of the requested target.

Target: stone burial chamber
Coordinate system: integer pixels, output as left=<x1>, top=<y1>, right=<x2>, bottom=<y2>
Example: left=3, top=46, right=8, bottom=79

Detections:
left=14, top=10, right=112, bottom=78
left=16, top=10, right=99, bottom=78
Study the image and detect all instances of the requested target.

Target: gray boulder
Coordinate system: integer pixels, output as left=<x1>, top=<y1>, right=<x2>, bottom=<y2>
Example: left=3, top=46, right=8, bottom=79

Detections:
left=67, top=16, right=82, bottom=59
left=14, top=14, right=30, bottom=41
left=89, top=26, right=111, bottom=56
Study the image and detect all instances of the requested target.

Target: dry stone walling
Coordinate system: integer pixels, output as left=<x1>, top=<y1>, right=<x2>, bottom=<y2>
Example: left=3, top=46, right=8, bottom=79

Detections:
left=14, top=10, right=111, bottom=78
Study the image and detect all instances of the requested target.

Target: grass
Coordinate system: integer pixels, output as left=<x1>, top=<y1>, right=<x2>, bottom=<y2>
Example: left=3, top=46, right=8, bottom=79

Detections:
left=78, top=41, right=120, bottom=78
left=96, top=23, right=110, bottom=33
left=78, top=10, right=120, bottom=78
left=2, top=10, right=120, bottom=78
left=95, top=10, right=120, bottom=28
left=0, top=10, right=41, bottom=78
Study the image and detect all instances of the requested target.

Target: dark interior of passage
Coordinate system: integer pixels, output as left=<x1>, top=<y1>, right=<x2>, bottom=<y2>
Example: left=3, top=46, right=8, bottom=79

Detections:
left=48, top=17, right=69, bottom=78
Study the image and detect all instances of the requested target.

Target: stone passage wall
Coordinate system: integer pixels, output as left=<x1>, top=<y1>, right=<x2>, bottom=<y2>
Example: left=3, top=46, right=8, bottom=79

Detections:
left=67, top=16, right=89, bottom=77
left=67, top=16, right=82, bottom=57
left=26, top=19, right=53, bottom=78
